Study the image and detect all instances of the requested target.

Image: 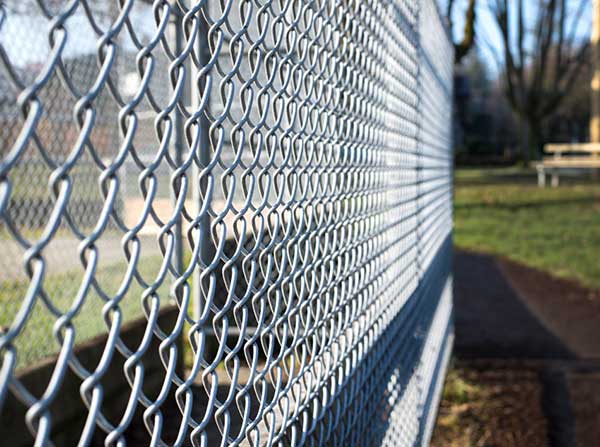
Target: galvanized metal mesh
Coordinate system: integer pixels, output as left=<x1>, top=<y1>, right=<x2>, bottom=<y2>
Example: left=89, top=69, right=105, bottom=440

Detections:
left=0, top=0, right=454, bottom=445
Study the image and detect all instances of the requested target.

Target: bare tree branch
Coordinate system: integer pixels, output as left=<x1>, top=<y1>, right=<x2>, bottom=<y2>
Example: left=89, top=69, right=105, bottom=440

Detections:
left=486, top=0, right=591, bottom=159
left=447, top=0, right=477, bottom=63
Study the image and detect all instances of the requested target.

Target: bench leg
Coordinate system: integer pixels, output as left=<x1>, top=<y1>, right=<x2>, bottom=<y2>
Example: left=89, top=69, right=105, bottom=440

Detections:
left=551, top=172, right=559, bottom=187
left=537, top=168, right=546, bottom=188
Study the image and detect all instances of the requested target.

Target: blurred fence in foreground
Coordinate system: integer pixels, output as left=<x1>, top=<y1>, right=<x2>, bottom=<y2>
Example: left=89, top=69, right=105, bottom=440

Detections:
left=0, top=0, right=454, bottom=445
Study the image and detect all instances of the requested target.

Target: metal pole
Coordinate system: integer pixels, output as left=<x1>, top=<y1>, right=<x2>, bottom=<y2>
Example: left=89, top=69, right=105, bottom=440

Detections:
left=171, top=8, right=184, bottom=276
left=591, top=0, right=600, bottom=143
left=192, top=9, right=212, bottom=321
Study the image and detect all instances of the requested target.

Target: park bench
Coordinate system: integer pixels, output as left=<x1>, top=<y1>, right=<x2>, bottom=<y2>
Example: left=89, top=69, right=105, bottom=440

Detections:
left=536, top=143, right=600, bottom=187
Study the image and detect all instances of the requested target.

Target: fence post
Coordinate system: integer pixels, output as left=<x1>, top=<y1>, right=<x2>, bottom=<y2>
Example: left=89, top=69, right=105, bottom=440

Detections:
left=191, top=9, right=212, bottom=321
left=171, top=6, right=184, bottom=276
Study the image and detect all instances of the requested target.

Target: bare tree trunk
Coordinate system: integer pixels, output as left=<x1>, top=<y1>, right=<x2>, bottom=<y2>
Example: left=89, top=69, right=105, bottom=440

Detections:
left=528, top=120, right=542, bottom=161
left=519, top=117, right=530, bottom=163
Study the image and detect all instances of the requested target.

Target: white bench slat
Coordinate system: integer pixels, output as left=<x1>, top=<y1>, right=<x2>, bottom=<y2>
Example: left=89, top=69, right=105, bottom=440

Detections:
left=540, top=158, right=600, bottom=168
left=544, top=143, right=600, bottom=154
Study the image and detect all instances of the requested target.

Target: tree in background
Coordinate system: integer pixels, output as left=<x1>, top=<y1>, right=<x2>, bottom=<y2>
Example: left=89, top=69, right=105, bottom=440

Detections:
left=488, top=0, right=591, bottom=161
left=545, top=48, right=592, bottom=144
left=446, top=0, right=477, bottom=64
left=454, top=51, right=519, bottom=160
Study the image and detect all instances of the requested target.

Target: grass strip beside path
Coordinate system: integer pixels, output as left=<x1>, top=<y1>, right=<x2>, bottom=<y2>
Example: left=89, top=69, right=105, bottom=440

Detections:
left=455, top=168, right=600, bottom=289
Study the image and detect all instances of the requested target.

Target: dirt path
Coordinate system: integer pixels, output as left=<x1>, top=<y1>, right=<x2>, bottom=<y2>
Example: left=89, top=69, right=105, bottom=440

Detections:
left=453, top=250, right=574, bottom=359
left=431, top=365, right=549, bottom=447
left=453, top=249, right=600, bottom=447
left=498, top=258, right=600, bottom=359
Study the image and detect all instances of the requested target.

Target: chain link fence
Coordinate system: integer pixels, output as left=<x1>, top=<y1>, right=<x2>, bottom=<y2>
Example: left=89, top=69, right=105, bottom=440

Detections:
left=0, top=0, right=454, bottom=445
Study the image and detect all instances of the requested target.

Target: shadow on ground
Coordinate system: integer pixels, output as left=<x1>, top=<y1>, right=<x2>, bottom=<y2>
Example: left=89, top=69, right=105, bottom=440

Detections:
left=453, top=250, right=574, bottom=360
left=452, top=249, right=600, bottom=447
left=455, top=196, right=598, bottom=212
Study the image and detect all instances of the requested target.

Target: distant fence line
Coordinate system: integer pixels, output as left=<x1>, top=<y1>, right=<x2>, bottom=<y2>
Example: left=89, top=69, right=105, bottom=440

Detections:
left=0, top=0, right=454, bottom=446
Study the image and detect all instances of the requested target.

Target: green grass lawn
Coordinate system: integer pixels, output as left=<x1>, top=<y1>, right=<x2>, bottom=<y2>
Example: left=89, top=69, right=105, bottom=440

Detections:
left=454, top=167, right=600, bottom=289
left=1, top=255, right=174, bottom=369
left=9, top=166, right=600, bottom=369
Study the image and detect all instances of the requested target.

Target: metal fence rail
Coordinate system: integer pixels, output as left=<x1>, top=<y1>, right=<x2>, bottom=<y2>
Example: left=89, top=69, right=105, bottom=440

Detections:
left=0, top=0, right=454, bottom=445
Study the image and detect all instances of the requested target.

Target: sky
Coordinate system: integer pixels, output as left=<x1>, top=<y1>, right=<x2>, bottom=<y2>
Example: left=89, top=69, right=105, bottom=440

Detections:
left=0, top=2, right=156, bottom=69
left=1, top=0, right=593, bottom=79
left=442, top=0, right=593, bottom=78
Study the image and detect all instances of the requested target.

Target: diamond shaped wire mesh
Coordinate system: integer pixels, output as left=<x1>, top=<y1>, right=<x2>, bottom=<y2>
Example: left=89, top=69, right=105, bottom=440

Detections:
left=0, top=0, right=454, bottom=445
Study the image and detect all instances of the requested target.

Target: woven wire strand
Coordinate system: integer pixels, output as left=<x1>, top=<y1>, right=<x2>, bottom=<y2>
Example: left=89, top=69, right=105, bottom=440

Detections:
left=0, top=0, right=454, bottom=445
